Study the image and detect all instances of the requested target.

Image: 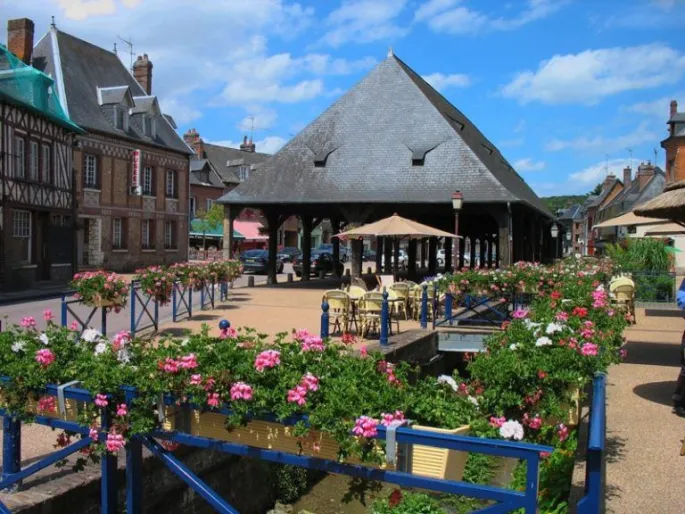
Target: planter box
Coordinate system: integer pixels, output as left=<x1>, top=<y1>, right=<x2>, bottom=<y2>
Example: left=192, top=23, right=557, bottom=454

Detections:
left=162, top=408, right=471, bottom=481
left=547, top=385, right=581, bottom=427
left=1, top=393, right=81, bottom=422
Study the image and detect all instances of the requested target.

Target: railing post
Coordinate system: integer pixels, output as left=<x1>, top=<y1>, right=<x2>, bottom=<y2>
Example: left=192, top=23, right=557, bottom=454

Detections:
left=101, top=307, right=107, bottom=336
left=172, top=282, right=178, bottom=322
left=522, top=455, right=541, bottom=514
left=432, top=283, right=438, bottom=330
left=420, top=284, right=428, bottom=329
left=130, top=281, right=136, bottom=336
left=124, top=387, right=143, bottom=514
left=154, top=298, right=159, bottom=331
left=320, top=300, right=329, bottom=338
left=445, top=292, right=453, bottom=325
left=100, top=408, right=118, bottom=513
left=211, top=282, right=215, bottom=308
left=577, top=373, right=607, bottom=514
left=61, top=294, right=68, bottom=327
left=2, top=416, right=21, bottom=490
left=380, top=288, right=389, bottom=346
left=200, top=284, right=205, bottom=310
left=189, top=287, right=193, bottom=318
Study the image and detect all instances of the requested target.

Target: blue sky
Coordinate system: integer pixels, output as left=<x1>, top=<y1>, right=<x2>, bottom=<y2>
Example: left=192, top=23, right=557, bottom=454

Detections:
left=3, top=0, right=685, bottom=196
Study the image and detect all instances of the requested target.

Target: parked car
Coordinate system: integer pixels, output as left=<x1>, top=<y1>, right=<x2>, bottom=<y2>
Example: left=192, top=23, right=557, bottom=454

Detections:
left=381, top=249, right=408, bottom=269
left=317, top=243, right=349, bottom=262
left=277, top=246, right=301, bottom=262
left=239, top=249, right=284, bottom=274
left=437, top=249, right=471, bottom=267
left=293, top=250, right=344, bottom=277
left=363, top=249, right=376, bottom=262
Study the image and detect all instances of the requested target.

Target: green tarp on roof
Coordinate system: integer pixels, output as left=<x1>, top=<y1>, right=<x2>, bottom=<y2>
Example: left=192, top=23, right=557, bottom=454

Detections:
left=190, top=219, right=244, bottom=239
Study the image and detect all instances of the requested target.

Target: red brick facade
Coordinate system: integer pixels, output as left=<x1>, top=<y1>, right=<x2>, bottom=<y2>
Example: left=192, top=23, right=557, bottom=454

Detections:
left=664, top=100, right=685, bottom=184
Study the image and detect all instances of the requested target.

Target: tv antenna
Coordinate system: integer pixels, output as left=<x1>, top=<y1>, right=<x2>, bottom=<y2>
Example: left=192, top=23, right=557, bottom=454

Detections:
left=117, top=35, right=134, bottom=72
left=604, top=153, right=610, bottom=176
left=654, top=148, right=658, bottom=165
left=627, top=148, right=633, bottom=172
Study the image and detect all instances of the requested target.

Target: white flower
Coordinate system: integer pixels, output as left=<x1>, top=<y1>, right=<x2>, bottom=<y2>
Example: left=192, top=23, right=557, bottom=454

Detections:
left=117, top=349, right=131, bottom=364
left=536, top=336, right=552, bottom=347
left=82, top=328, right=103, bottom=343
left=39, top=333, right=50, bottom=345
left=94, top=342, right=108, bottom=355
left=545, top=323, right=563, bottom=335
left=11, top=341, right=25, bottom=353
left=437, top=375, right=458, bottom=392
left=499, top=420, right=524, bottom=441
left=180, top=338, right=190, bottom=347
left=467, top=395, right=479, bottom=406
left=509, top=343, right=518, bottom=351
left=595, top=284, right=605, bottom=291
left=523, top=320, right=542, bottom=330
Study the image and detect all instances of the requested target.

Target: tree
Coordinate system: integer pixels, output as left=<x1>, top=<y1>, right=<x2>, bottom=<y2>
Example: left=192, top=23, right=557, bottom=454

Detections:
left=590, top=183, right=602, bottom=195
left=193, top=203, right=223, bottom=250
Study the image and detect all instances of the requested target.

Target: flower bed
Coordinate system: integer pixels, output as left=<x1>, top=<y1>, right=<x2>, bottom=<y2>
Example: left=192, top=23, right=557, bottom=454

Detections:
left=70, top=271, right=129, bottom=311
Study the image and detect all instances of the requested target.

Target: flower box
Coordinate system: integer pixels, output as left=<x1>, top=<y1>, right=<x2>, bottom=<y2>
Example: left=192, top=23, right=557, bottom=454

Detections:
left=162, top=408, right=471, bottom=481
left=1, top=393, right=81, bottom=422
left=547, top=385, right=581, bottom=427
left=89, top=298, right=116, bottom=308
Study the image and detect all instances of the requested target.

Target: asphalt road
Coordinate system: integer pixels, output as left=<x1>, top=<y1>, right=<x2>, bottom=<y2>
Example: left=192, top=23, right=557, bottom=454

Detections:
left=0, top=264, right=296, bottom=337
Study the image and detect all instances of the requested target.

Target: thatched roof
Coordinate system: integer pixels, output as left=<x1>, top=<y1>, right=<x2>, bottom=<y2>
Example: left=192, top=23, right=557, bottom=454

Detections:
left=634, top=180, right=685, bottom=222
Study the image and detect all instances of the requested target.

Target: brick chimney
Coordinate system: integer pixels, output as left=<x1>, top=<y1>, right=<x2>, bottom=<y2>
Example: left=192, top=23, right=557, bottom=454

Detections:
left=133, top=54, right=153, bottom=95
left=637, top=162, right=655, bottom=190
left=602, top=173, right=616, bottom=192
left=239, top=135, right=256, bottom=153
left=183, top=128, right=204, bottom=157
left=7, top=18, right=34, bottom=65
left=671, top=100, right=678, bottom=119
left=623, top=166, right=632, bottom=189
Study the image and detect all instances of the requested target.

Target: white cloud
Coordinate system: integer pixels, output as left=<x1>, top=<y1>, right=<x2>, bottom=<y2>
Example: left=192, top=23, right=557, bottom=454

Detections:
left=415, top=0, right=567, bottom=35
left=623, top=93, right=685, bottom=119
left=319, top=0, right=409, bottom=47
left=423, top=72, right=471, bottom=90
left=239, top=108, right=278, bottom=132
left=502, top=44, right=685, bottom=105
left=569, top=158, right=633, bottom=186
left=514, top=158, right=546, bottom=171
left=208, top=136, right=287, bottom=155
left=514, top=120, right=526, bottom=133
left=222, top=79, right=324, bottom=105
left=56, top=0, right=116, bottom=20
left=546, top=122, right=658, bottom=153
left=160, top=97, right=202, bottom=125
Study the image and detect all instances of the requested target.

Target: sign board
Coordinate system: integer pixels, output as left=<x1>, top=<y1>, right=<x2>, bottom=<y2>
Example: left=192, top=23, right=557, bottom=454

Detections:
left=131, top=149, right=142, bottom=195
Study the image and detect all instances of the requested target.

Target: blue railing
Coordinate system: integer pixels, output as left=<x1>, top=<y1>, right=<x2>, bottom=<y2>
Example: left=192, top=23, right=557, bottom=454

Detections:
left=321, top=289, right=391, bottom=345
left=200, top=281, right=215, bottom=311
left=576, top=373, right=606, bottom=514
left=60, top=294, right=108, bottom=335
left=129, top=280, right=160, bottom=337
left=0, top=376, right=553, bottom=514
left=172, top=282, right=193, bottom=322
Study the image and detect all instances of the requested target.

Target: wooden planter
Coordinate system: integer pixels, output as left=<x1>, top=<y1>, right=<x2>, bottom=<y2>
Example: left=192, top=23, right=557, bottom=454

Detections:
left=1, top=393, right=81, bottom=422
left=546, top=385, right=581, bottom=427
left=162, top=408, right=471, bottom=481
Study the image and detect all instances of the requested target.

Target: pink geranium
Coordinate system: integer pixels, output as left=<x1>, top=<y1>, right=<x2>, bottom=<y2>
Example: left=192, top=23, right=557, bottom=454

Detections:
left=352, top=416, right=379, bottom=438
left=254, top=350, right=281, bottom=372
left=301, top=336, right=325, bottom=352
left=581, top=343, right=599, bottom=356
left=300, top=373, right=319, bottom=392
left=112, top=330, right=131, bottom=351
left=178, top=353, right=198, bottom=370
left=512, top=308, right=529, bottom=319
left=116, top=404, right=128, bottom=417
left=37, top=396, right=56, bottom=413
left=287, top=385, right=308, bottom=406
left=489, top=416, right=506, bottom=428
left=21, top=316, right=37, bottom=329
left=220, top=327, right=238, bottom=339
left=524, top=413, right=542, bottom=430
left=293, top=328, right=312, bottom=342
left=189, top=374, right=203, bottom=386
left=555, top=311, right=568, bottom=322
left=207, top=392, right=221, bottom=408
left=105, top=433, right=125, bottom=453
left=380, top=410, right=405, bottom=426
left=94, top=393, right=109, bottom=407
left=35, top=348, right=56, bottom=367
left=89, top=427, right=99, bottom=442
left=359, top=347, right=368, bottom=358
left=44, top=309, right=54, bottom=322
left=69, top=321, right=79, bottom=331
left=230, top=382, right=253, bottom=401
left=557, top=423, right=569, bottom=442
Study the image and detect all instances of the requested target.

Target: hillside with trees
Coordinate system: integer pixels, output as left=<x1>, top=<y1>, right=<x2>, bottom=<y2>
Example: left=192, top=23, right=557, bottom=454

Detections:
left=542, top=182, right=603, bottom=213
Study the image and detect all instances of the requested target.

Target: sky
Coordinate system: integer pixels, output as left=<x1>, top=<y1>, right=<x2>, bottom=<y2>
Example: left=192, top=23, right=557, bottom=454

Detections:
left=2, top=0, right=685, bottom=196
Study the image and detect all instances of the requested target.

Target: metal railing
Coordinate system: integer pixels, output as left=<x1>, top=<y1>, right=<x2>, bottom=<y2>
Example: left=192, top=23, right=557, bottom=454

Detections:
left=576, top=373, right=606, bottom=514
left=129, top=280, right=160, bottom=337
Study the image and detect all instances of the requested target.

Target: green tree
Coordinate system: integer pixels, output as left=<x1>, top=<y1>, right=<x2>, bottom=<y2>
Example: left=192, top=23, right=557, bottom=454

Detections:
left=193, top=203, right=223, bottom=249
left=590, top=183, right=602, bottom=195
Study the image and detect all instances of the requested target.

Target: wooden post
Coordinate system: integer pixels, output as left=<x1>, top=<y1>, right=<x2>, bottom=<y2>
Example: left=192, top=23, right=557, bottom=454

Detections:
left=444, top=237, right=452, bottom=272
left=331, top=219, right=341, bottom=277
left=480, top=237, right=487, bottom=269
left=266, top=211, right=279, bottom=285
left=222, top=204, right=234, bottom=260
left=458, top=236, right=465, bottom=270
left=301, top=216, right=312, bottom=282
left=375, top=237, right=383, bottom=275
left=470, top=237, right=477, bottom=269
left=488, top=235, right=494, bottom=268
left=428, top=237, right=437, bottom=275
left=351, top=238, right=363, bottom=278
left=393, top=237, right=400, bottom=275
left=407, top=239, right=417, bottom=278
left=383, top=236, right=392, bottom=274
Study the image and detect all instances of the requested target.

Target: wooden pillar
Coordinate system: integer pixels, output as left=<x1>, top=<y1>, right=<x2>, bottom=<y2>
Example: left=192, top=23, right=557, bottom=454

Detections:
left=375, top=237, right=383, bottom=274
left=428, top=237, right=437, bottom=275
left=458, top=236, right=465, bottom=270
left=487, top=235, right=494, bottom=268
left=331, top=219, right=341, bottom=277
left=408, top=239, right=417, bottom=277
left=222, top=204, right=235, bottom=260
left=265, top=211, right=279, bottom=285
left=384, top=237, right=392, bottom=274
left=444, top=238, right=452, bottom=272
left=469, top=237, right=477, bottom=269
left=301, top=216, right=312, bottom=282
left=393, top=237, right=400, bottom=275
left=479, top=237, right=487, bottom=269
left=494, top=236, right=500, bottom=268
left=419, top=238, right=426, bottom=269
left=351, top=238, right=363, bottom=278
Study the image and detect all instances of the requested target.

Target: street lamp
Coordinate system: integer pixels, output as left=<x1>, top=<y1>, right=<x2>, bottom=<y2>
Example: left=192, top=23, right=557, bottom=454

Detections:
left=452, top=191, right=463, bottom=273
left=550, top=223, right=559, bottom=260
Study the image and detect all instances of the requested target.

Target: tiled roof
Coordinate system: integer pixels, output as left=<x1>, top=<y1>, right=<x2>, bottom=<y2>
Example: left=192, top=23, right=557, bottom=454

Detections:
left=189, top=158, right=224, bottom=188
left=202, top=143, right=271, bottom=184
left=219, top=53, right=551, bottom=217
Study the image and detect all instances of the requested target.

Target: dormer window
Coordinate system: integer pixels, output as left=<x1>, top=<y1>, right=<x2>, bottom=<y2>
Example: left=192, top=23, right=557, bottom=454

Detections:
left=113, top=105, right=127, bottom=130
left=239, top=165, right=250, bottom=181
left=142, top=115, right=156, bottom=138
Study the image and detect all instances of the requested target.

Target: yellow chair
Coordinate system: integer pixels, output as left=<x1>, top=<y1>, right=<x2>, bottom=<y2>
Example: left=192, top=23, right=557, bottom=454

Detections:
left=359, top=292, right=384, bottom=338
left=351, top=277, right=368, bottom=291
left=390, top=283, right=410, bottom=320
left=412, top=284, right=435, bottom=321
left=384, top=289, right=402, bottom=333
left=322, top=290, right=351, bottom=334
left=609, top=279, right=636, bottom=322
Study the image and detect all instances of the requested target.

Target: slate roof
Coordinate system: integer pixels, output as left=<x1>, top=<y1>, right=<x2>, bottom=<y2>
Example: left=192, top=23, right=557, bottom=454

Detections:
left=189, top=158, right=224, bottom=188
left=201, top=143, right=271, bottom=185
left=219, top=53, right=552, bottom=218
left=587, top=177, right=621, bottom=208
left=32, top=28, right=191, bottom=155
left=558, top=204, right=581, bottom=221
left=601, top=167, right=665, bottom=214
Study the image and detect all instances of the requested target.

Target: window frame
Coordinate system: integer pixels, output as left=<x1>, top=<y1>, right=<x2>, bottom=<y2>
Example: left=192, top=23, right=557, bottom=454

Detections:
left=15, top=136, right=26, bottom=179
left=41, top=144, right=52, bottom=184
left=142, top=165, right=154, bottom=196
left=113, top=105, right=126, bottom=130
left=189, top=196, right=196, bottom=218
left=141, top=218, right=154, bottom=250
left=239, top=165, right=250, bottom=181
left=165, top=169, right=177, bottom=198
left=164, top=220, right=177, bottom=250
left=206, top=198, right=215, bottom=211
left=84, top=154, right=99, bottom=189
left=12, top=210, right=32, bottom=264
left=29, top=140, right=39, bottom=181
left=112, top=217, right=127, bottom=250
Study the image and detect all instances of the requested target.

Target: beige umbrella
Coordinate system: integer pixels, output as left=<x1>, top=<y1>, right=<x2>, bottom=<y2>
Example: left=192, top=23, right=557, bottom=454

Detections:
left=635, top=181, right=685, bottom=224
left=334, top=213, right=460, bottom=240
left=593, top=210, right=666, bottom=228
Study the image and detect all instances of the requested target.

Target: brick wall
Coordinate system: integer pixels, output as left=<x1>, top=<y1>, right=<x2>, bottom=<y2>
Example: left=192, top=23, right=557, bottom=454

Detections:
left=665, top=139, right=685, bottom=183
left=190, top=183, right=225, bottom=217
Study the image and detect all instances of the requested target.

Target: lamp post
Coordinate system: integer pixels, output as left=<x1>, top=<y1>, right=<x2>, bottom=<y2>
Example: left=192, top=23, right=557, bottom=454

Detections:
left=550, top=223, right=559, bottom=260
left=451, top=191, right=463, bottom=273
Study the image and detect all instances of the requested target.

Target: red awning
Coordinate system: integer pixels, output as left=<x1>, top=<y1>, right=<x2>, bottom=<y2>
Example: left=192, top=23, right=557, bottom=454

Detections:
left=234, top=220, right=268, bottom=241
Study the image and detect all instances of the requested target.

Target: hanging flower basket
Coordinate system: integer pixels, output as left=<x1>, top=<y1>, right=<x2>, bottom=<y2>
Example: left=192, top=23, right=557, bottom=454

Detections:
left=171, top=263, right=209, bottom=291
left=70, top=271, right=129, bottom=311
left=135, top=266, right=175, bottom=306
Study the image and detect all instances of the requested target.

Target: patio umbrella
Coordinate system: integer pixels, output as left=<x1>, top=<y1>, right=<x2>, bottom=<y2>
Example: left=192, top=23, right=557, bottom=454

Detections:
left=634, top=181, right=685, bottom=224
left=334, top=213, right=460, bottom=240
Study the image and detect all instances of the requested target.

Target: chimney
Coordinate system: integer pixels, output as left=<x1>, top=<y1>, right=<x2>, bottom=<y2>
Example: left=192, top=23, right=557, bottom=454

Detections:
left=671, top=100, right=678, bottom=119
left=133, top=54, right=153, bottom=95
left=602, top=173, right=616, bottom=193
left=239, top=135, right=256, bottom=153
left=7, top=18, right=34, bottom=65
left=183, top=128, right=204, bottom=157
left=637, top=162, right=655, bottom=190
left=623, top=166, right=632, bottom=189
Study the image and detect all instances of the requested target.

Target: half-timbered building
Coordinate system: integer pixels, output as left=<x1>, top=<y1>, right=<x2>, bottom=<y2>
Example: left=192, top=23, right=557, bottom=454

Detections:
left=0, top=29, right=81, bottom=291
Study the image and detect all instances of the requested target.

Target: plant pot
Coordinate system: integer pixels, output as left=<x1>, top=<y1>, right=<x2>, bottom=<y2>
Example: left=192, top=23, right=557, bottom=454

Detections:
left=20, top=396, right=81, bottom=422
left=546, top=385, right=581, bottom=427
left=409, top=424, right=471, bottom=481
left=87, top=298, right=117, bottom=308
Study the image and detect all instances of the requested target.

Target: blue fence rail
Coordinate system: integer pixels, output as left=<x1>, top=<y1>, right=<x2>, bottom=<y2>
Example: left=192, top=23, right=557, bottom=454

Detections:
left=61, top=294, right=108, bottom=335
left=0, top=377, right=553, bottom=514
left=172, top=282, right=193, bottom=322
left=129, top=280, right=160, bottom=337
left=576, top=373, right=606, bottom=514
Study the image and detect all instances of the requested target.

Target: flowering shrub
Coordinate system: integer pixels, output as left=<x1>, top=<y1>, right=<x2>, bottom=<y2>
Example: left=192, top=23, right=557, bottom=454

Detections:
left=135, top=265, right=176, bottom=305
left=170, top=262, right=208, bottom=291
left=70, top=271, right=129, bottom=311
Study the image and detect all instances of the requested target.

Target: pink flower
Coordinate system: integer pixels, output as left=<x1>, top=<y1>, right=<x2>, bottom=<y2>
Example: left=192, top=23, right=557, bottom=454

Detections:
left=619, top=347, right=628, bottom=359
left=580, top=328, right=595, bottom=339
left=489, top=416, right=506, bottom=428
left=555, top=311, right=569, bottom=322
left=21, top=316, right=37, bottom=329
left=300, top=373, right=320, bottom=392
left=537, top=370, right=547, bottom=379
left=69, top=321, right=79, bottom=331
left=112, top=331, right=131, bottom=351
left=89, top=427, right=99, bottom=442
left=380, top=410, right=405, bottom=426
left=607, top=309, right=615, bottom=317
left=512, top=308, right=529, bottom=319
left=159, top=358, right=179, bottom=374
left=293, top=328, right=312, bottom=342
left=301, top=336, right=325, bottom=352
left=581, top=343, right=599, bottom=356
left=230, top=382, right=254, bottom=401
left=359, top=347, right=368, bottom=358
left=352, top=416, right=378, bottom=438
left=525, top=414, right=542, bottom=430
left=116, top=404, right=128, bottom=417
left=189, top=374, right=203, bottom=386
left=94, top=393, right=109, bottom=408
left=287, top=385, right=308, bottom=406
left=204, top=378, right=216, bottom=391
left=207, top=392, right=221, bottom=408
left=35, top=348, right=56, bottom=367
left=37, top=396, right=56, bottom=413
left=541, top=451, right=551, bottom=459
left=178, top=353, right=198, bottom=370
left=44, top=309, right=54, bottom=322
left=557, top=423, right=569, bottom=442
left=254, top=350, right=281, bottom=372
left=219, top=327, right=238, bottom=339
left=105, top=433, right=125, bottom=453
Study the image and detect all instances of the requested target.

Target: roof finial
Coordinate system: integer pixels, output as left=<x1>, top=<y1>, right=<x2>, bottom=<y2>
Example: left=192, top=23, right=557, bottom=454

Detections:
left=50, top=16, right=56, bottom=29
left=387, top=47, right=394, bottom=58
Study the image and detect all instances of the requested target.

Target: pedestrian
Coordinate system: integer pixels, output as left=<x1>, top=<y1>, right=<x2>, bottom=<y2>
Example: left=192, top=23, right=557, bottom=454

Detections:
left=673, top=278, right=685, bottom=417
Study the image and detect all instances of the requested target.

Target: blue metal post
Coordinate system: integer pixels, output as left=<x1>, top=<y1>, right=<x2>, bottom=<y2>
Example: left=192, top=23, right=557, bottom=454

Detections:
left=101, top=307, right=107, bottom=336
left=200, top=285, right=205, bottom=310
left=380, top=289, right=389, bottom=346
left=130, top=281, right=136, bottom=335
left=420, top=284, right=428, bottom=329
left=189, top=288, right=193, bottom=318
left=124, top=387, right=143, bottom=514
left=577, top=374, right=606, bottom=514
left=100, top=408, right=118, bottom=513
left=2, top=416, right=21, bottom=489
left=522, top=455, right=540, bottom=513
left=445, top=292, right=453, bottom=326
left=211, top=283, right=215, bottom=308
left=172, top=282, right=178, bottom=322
left=432, top=283, right=438, bottom=330
left=154, top=298, right=159, bottom=331
left=320, top=300, right=329, bottom=338
left=61, top=294, right=68, bottom=327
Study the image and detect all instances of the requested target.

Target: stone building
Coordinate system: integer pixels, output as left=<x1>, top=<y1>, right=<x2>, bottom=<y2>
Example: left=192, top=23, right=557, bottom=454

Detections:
left=0, top=22, right=81, bottom=291
left=27, top=20, right=192, bottom=271
left=664, top=100, right=685, bottom=184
